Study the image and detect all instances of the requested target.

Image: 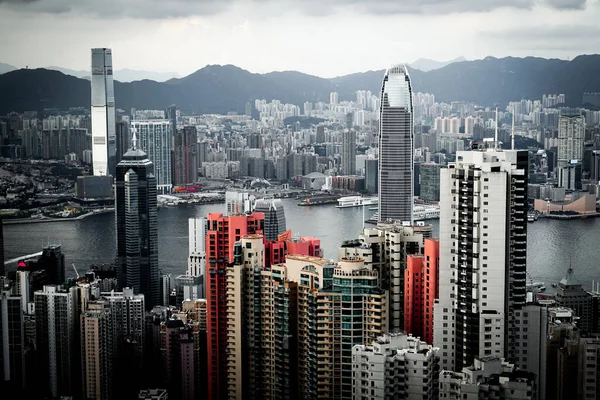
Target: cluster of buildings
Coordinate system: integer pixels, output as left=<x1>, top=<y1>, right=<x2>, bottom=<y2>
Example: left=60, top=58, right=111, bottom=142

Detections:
left=3, top=47, right=600, bottom=400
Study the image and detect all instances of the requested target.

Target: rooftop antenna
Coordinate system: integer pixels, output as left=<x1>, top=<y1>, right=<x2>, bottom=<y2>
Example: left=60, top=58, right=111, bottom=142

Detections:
left=511, top=105, right=515, bottom=150
left=494, top=106, right=499, bottom=149
left=131, top=126, right=138, bottom=150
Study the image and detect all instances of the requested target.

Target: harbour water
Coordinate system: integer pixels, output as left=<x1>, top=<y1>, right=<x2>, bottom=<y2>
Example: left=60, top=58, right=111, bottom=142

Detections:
left=4, top=198, right=599, bottom=289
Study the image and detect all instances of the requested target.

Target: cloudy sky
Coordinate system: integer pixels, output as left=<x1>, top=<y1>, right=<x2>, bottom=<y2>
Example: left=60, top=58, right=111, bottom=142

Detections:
left=0, top=0, right=598, bottom=77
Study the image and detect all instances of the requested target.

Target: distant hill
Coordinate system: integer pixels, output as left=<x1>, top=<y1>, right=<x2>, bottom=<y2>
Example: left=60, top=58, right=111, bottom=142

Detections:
left=0, top=55, right=599, bottom=115
left=7, top=65, right=180, bottom=82
left=409, top=56, right=467, bottom=72
left=0, top=62, right=17, bottom=75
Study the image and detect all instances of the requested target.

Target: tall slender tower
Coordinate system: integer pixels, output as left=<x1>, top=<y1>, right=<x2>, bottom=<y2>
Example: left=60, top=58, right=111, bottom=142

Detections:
left=205, top=212, right=264, bottom=400
left=434, top=142, right=528, bottom=371
left=115, top=133, right=159, bottom=309
left=341, top=130, right=357, bottom=175
left=378, top=64, right=413, bottom=224
left=91, top=48, right=116, bottom=177
left=188, top=217, right=206, bottom=279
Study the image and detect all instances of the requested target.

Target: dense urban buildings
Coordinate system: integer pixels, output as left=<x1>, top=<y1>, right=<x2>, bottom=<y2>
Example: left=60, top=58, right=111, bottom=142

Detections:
left=131, top=120, right=174, bottom=194
left=205, top=212, right=264, bottom=400
left=253, top=198, right=287, bottom=241
left=4, top=42, right=600, bottom=400
left=378, top=64, right=414, bottom=223
left=90, top=48, right=116, bottom=178
left=434, top=142, right=528, bottom=371
left=115, top=139, right=159, bottom=309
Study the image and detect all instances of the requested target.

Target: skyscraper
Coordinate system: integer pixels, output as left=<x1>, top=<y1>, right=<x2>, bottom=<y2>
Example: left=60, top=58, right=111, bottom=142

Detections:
left=341, top=130, right=357, bottom=175
left=205, top=212, right=264, bottom=400
left=1, top=291, right=25, bottom=389
left=173, top=126, right=198, bottom=186
left=131, top=120, right=173, bottom=194
left=35, top=285, right=79, bottom=398
left=115, top=136, right=159, bottom=309
left=253, top=198, right=286, bottom=241
left=557, top=113, right=585, bottom=190
left=378, top=64, right=414, bottom=224
left=188, top=218, right=206, bottom=278
left=434, top=142, right=528, bottom=371
left=91, top=48, right=116, bottom=178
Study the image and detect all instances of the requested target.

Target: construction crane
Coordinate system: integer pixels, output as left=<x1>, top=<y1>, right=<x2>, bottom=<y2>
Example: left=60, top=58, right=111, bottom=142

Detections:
left=72, top=263, right=80, bottom=279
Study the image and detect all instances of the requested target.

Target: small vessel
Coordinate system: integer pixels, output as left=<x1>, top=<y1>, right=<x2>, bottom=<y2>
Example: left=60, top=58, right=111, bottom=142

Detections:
left=298, top=194, right=340, bottom=206
left=336, top=196, right=378, bottom=208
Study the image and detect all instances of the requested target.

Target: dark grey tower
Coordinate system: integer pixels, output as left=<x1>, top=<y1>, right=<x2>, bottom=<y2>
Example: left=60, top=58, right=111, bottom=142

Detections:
left=341, top=130, right=356, bottom=175
left=0, top=217, right=4, bottom=277
left=115, top=131, right=159, bottom=309
left=378, top=64, right=413, bottom=224
left=253, top=199, right=286, bottom=241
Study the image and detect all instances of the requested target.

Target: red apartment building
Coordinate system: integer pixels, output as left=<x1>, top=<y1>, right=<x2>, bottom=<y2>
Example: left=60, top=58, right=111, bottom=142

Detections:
left=205, top=212, right=264, bottom=400
left=404, top=238, right=439, bottom=344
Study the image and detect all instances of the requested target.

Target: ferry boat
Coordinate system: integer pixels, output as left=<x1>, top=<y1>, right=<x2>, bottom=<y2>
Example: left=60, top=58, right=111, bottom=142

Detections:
left=413, top=205, right=441, bottom=220
left=336, top=196, right=378, bottom=208
left=368, top=204, right=441, bottom=222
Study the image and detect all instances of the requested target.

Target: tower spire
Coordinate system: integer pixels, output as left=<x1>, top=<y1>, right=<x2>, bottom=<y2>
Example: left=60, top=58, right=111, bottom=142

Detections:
left=131, top=126, right=137, bottom=150
left=511, top=105, right=515, bottom=150
left=494, top=106, right=499, bottom=149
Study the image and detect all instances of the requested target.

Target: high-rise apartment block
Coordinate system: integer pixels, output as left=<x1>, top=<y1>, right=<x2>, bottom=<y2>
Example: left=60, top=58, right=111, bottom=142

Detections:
left=557, top=114, right=585, bottom=190
left=379, top=65, right=414, bottom=223
left=91, top=48, right=116, bottom=177
left=115, top=144, right=159, bottom=309
left=173, top=126, right=198, bottom=186
left=434, top=143, right=528, bottom=371
left=205, top=212, right=264, bottom=400
left=352, top=333, right=440, bottom=400
left=340, top=223, right=432, bottom=332
left=1, top=291, right=25, bottom=389
left=81, top=288, right=145, bottom=400
left=35, top=285, right=79, bottom=398
left=131, top=120, right=173, bottom=194
left=341, top=130, right=357, bottom=175
left=187, top=218, right=206, bottom=278
left=253, top=198, right=287, bottom=241
left=404, top=238, right=439, bottom=345
left=225, top=234, right=388, bottom=400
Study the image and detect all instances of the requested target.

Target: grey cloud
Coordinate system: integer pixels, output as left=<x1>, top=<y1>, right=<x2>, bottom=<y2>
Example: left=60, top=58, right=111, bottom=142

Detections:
left=481, top=24, right=600, bottom=52
left=544, top=0, right=587, bottom=9
left=0, top=0, right=232, bottom=18
left=0, top=0, right=592, bottom=18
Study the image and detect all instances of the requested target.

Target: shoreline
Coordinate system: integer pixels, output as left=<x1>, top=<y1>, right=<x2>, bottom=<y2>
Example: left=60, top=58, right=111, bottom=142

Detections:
left=2, top=208, right=114, bottom=225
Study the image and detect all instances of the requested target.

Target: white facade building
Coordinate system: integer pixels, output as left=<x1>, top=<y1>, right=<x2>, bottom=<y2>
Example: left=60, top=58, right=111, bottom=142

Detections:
left=352, top=333, right=440, bottom=400
left=131, top=120, right=173, bottom=194
left=434, top=143, right=528, bottom=372
left=188, top=217, right=206, bottom=277
left=91, top=48, right=116, bottom=177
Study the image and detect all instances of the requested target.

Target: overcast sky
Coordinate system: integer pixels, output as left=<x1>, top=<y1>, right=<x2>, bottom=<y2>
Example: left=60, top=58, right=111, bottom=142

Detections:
left=0, top=0, right=598, bottom=77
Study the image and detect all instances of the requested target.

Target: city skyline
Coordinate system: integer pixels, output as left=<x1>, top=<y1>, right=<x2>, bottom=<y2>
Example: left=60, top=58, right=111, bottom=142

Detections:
left=0, top=0, right=598, bottom=77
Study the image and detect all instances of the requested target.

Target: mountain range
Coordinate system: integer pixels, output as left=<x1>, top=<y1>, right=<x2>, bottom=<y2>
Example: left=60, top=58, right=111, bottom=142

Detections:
left=0, top=55, right=599, bottom=116
left=408, top=56, right=467, bottom=72
left=0, top=63, right=179, bottom=82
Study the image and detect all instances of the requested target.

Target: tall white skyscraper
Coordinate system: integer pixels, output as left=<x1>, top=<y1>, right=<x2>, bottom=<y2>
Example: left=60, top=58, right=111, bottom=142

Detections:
left=91, top=48, right=116, bottom=177
left=130, top=120, right=173, bottom=194
left=378, top=65, right=414, bottom=224
left=434, top=142, right=528, bottom=372
left=330, top=91, right=339, bottom=105
left=557, top=113, right=585, bottom=190
left=188, top=217, right=206, bottom=277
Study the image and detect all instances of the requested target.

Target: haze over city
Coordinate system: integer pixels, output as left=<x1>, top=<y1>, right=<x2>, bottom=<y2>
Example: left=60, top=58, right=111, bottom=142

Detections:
left=1, top=0, right=599, bottom=77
